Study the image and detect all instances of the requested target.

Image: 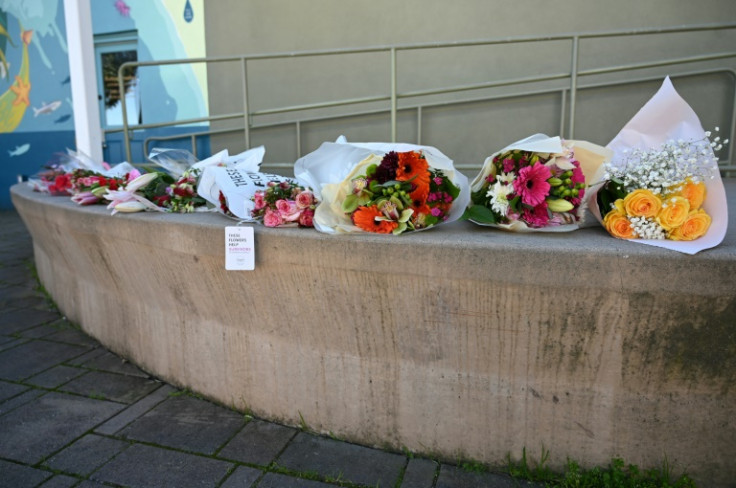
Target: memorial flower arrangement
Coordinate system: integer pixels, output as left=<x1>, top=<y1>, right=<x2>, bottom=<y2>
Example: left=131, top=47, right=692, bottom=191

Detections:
left=29, top=165, right=74, bottom=196
left=465, top=134, right=611, bottom=232
left=341, top=150, right=461, bottom=234
left=250, top=181, right=318, bottom=227
left=293, top=139, right=470, bottom=235
left=596, top=132, right=725, bottom=241
left=69, top=169, right=132, bottom=205
left=467, top=145, right=585, bottom=228
left=589, top=77, right=729, bottom=254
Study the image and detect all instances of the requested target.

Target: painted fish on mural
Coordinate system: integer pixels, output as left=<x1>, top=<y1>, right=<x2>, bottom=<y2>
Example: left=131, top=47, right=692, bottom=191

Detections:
left=61, top=75, right=70, bottom=85
left=33, top=100, right=61, bottom=116
left=8, top=143, right=30, bottom=157
left=0, top=61, right=8, bottom=80
left=54, top=114, right=71, bottom=124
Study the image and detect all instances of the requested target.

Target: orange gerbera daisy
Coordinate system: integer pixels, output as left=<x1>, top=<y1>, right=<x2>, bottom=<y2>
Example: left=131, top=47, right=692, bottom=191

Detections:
left=352, top=205, right=398, bottom=234
left=396, top=151, right=430, bottom=205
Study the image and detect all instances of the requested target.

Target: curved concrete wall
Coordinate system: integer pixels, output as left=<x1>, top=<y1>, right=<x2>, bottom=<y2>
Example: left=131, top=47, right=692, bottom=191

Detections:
left=11, top=183, right=736, bottom=486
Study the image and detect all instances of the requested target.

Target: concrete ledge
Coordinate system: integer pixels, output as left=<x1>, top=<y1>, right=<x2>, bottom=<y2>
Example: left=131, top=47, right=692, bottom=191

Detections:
left=11, top=182, right=736, bottom=486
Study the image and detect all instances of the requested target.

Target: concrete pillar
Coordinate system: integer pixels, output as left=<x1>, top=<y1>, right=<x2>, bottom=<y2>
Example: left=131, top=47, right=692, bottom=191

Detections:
left=63, top=0, right=103, bottom=162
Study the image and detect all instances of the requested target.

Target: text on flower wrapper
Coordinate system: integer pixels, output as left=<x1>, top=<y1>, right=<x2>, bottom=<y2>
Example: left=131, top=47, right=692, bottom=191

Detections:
left=226, top=169, right=281, bottom=188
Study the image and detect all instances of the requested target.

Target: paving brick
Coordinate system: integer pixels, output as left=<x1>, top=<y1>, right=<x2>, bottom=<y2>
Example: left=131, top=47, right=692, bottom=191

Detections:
left=64, top=347, right=106, bottom=366
left=59, top=370, right=160, bottom=403
left=80, top=349, right=150, bottom=377
left=435, top=464, right=542, bottom=488
left=257, top=472, right=335, bottom=488
left=218, top=419, right=297, bottom=465
left=220, top=466, right=263, bottom=488
left=0, top=339, right=89, bottom=381
left=0, top=458, right=53, bottom=488
left=118, top=394, right=245, bottom=454
left=91, top=443, right=232, bottom=488
left=0, top=391, right=125, bottom=464
left=44, top=327, right=100, bottom=348
left=0, top=264, right=33, bottom=285
left=94, top=384, right=175, bottom=435
left=17, top=324, right=58, bottom=339
left=277, top=432, right=405, bottom=488
left=38, top=474, right=83, bottom=488
left=0, top=388, right=45, bottom=416
left=44, top=433, right=129, bottom=476
left=401, top=458, right=438, bottom=488
left=0, top=379, right=28, bottom=402
left=0, top=308, right=60, bottom=334
left=25, top=365, right=86, bottom=389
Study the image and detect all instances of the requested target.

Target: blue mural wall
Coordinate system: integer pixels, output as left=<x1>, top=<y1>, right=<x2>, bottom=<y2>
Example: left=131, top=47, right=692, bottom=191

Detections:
left=0, top=0, right=209, bottom=209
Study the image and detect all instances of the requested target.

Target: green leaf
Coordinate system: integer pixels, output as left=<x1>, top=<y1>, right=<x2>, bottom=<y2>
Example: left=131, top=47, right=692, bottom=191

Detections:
left=462, top=205, right=497, bottom=224
left=342, top=194, right=359, bottom=214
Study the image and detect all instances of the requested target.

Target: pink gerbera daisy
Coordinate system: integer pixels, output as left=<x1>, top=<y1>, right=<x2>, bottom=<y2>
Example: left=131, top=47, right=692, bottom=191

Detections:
left=512, top=162, right=551, bottom=207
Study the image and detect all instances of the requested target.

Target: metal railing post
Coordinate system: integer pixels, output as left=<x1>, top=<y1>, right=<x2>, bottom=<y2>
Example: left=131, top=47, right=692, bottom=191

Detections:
left=241, top=58, right=251, bottom=149
left=118, top=64, right=133, bottom=163
left=390, top=48, right=397, bottom=142
left=568, top=36, right=579, bottom=139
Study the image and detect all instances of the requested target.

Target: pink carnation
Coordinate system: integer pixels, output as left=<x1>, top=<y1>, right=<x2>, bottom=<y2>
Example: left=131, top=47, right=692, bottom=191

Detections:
left=523, top=201, right=550, bottom=228
left=263, top=207, right=283, bottom=227
left=502, top=158, right=515, bottom=173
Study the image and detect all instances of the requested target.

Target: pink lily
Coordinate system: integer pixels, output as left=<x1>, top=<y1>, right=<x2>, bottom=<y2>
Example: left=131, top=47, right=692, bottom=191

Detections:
left=71, top=191, right=100, bottom=205
left=103, top=172, right=163, bottom=215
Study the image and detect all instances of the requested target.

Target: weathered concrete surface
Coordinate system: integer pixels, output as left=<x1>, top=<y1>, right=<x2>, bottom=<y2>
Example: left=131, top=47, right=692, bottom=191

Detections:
left=11, top=182, right=736, bottom=486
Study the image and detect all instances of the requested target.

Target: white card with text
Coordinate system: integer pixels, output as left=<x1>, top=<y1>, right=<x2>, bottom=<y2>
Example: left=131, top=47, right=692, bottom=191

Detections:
left=225, top=226, right=255, bottom=270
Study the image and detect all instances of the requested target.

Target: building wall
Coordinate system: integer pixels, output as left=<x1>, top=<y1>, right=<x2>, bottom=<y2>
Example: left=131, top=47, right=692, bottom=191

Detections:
left=202, top=0, right=736, bottom=173
left=0, top=0, right=208, bottom=209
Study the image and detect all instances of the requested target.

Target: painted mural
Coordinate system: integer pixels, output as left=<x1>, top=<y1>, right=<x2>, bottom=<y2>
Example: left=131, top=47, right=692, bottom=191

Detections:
left=0, top=0, right=208, bottom=209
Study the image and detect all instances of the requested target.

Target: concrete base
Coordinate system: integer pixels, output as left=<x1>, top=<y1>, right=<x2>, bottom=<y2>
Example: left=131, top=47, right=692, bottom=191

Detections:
left=11, top=182, right=736, bottom=486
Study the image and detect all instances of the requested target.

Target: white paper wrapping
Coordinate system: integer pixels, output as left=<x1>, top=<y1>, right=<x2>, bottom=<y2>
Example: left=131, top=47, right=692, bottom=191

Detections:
left=195, top=146, right=299, bottom=220
left=590, top=77, right=728, bottom=254
left=294, top=137, right=471, bottom=234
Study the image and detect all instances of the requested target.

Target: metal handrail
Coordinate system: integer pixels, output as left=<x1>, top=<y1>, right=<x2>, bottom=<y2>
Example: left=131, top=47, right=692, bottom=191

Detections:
left=110, top=23, right=736, bottom=170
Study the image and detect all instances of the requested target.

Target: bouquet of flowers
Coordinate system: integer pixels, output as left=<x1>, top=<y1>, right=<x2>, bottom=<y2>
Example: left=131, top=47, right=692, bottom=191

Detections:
left=69, top=169, right=132, bottom=205
left=465, top=134, right=612, bottom=232
left=28, top=149, right=137, bottom=198
left=294, top=138, right=469, bottom=235
left=590, top=77, right=729, bottom=254
left=249, top=181, right=317, bottom=227
left=596, top=135, right=723, bottom=241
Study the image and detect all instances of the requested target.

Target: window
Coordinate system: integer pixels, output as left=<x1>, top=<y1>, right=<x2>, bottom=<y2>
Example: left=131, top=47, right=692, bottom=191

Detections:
left=94, top=31, right=141, bottom=127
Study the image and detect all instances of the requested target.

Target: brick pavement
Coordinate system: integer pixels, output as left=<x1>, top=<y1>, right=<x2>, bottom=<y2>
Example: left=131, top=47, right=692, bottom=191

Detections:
left=0, top=210, right=540, bottom=488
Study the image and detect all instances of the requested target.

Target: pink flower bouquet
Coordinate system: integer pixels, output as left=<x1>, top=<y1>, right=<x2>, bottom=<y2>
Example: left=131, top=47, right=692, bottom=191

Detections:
left=249, top=181, right=317, bottom=228
left=465, top=134, right=611, bottom=232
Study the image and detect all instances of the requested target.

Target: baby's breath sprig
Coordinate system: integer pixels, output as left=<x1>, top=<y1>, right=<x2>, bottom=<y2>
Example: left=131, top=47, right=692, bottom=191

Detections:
left=605, top=128, right=728, bottom=195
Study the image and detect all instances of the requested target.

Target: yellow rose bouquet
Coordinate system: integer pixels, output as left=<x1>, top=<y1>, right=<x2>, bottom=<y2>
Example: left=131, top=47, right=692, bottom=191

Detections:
left=590, top=77, right=729, bottom=254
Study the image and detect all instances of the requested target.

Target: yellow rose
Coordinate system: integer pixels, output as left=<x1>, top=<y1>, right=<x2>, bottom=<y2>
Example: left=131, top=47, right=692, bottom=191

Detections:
left=673, top=178, right=706, bottom=210
left=669, top=209, right=712, bottom=241
left=603, top=201, right=637, bottom=239
left=623, top=189, right=661, bottom=218
left=656, top=196, right=690, bottom=231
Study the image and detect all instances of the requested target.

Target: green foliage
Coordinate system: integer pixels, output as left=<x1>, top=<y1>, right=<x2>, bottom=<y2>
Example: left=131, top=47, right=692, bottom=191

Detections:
left=506, top=448, right=697, bottom=488
left=596, top=178, right=627, bottom=216
left=461, top=204, right=496, bottom=223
